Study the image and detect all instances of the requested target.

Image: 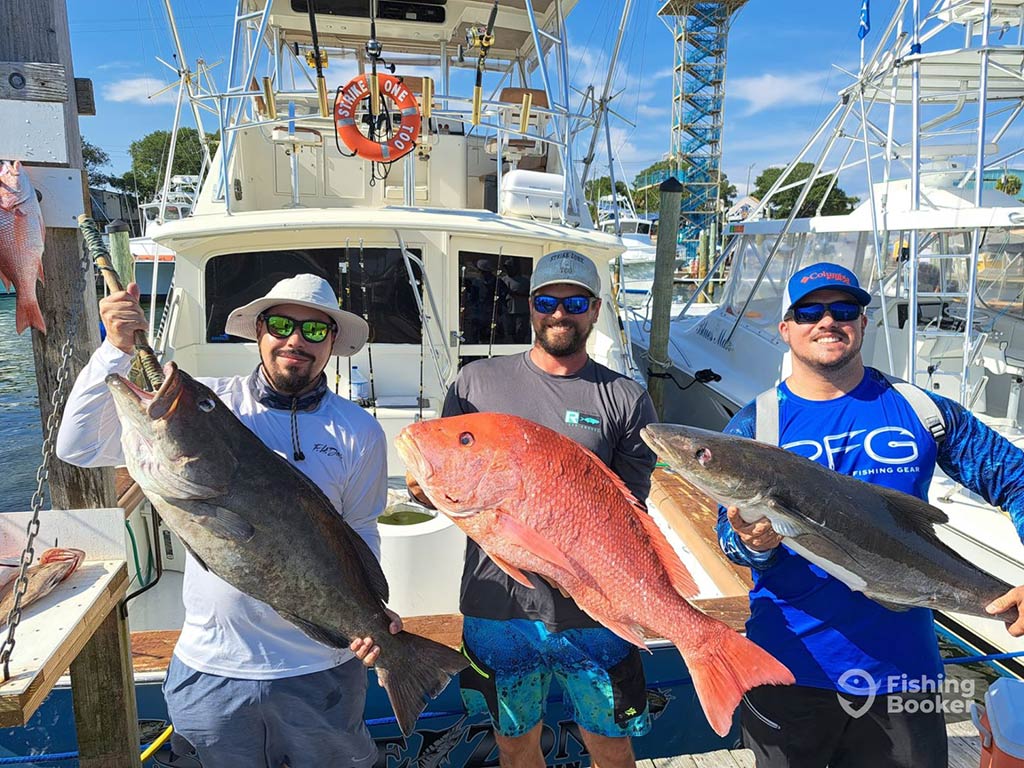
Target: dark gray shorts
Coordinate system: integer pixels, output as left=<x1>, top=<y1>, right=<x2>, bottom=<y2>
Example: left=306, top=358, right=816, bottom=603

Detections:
left=164, top=656, right=377, bottom=768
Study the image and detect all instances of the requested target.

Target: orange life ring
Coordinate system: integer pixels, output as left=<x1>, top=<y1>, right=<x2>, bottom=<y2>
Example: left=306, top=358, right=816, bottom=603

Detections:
left=334, top=73, right=421, bottom=163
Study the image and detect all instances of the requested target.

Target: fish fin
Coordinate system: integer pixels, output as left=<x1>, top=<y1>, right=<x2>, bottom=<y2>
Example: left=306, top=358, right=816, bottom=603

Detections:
left=874, top=485, right=949, bottom=533
left=493, top=512, right=578, bottom=575
left=194, top=507, right=256, bottom=543
left=376, top=632, right=469, bottom=736
left=586, top=614, right=648, bottom=648
left=281, top=612, right=352, bottom=650
left=678, top=623, right=795, bottom=737
left=0, top=269, right=9, bottom=291
left=342, top=523, right=390, bottom=604
left=628, top=506, right=699, bottom=598
left=487, top=552, right=536, bottom=588
left=762, top=515, right=805, bottom=539
left=15, top=297, right=45, bottom=335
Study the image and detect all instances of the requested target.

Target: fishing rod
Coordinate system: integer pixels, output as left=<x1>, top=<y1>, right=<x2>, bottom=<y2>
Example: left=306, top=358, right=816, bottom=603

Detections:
left=470, top=0, right=499, bottom=126
left=77, top=215, right=165, bottom=390
left=305, top=0, right=330, bottom=117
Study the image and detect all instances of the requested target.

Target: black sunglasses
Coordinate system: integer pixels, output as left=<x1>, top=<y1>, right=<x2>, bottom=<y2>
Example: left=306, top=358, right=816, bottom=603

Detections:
left=785, top=301, right=863, bottom=324
left=532, top=294, right=594, bottom=315
left=260, top=313, right=337, bottom=343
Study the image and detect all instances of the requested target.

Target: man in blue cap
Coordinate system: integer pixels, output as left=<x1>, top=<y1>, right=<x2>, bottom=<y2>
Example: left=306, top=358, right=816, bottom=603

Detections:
left=716, top=262, right=1024, bottom=767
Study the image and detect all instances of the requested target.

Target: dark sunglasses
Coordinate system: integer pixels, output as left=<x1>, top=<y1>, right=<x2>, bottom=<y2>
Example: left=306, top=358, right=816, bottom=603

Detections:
left=260, top=313, right=336, bottom=343
left=785, top=301, right=863, bottom=324
left=532, top=294, right=593, bottom=315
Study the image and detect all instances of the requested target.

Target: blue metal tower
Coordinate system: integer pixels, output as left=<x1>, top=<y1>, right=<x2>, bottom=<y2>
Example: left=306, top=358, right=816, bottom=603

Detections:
left=641, top=1, right=747, bottom=259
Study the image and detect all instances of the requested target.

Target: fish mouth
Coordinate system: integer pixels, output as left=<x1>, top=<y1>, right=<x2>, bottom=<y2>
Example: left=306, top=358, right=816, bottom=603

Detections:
left=641, top=425, right=693, bottom=462
left=395, top=430, right=432, bottom=486
left=105, top=362, right=182, bottom=421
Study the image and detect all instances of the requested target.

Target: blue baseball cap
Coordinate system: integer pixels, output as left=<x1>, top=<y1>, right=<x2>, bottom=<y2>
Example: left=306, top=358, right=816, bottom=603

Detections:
left=783, top=262, right=871, bottom=316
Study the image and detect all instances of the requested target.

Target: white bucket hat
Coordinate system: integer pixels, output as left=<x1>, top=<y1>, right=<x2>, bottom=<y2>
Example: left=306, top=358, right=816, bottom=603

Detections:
left=224, top=274, right=368, bottom=356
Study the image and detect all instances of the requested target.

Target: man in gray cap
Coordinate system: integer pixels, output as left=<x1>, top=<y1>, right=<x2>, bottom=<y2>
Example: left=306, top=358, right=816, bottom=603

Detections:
left=406, top=249, right=657, bottom=768
left=57, top=275, right=399, bottom=768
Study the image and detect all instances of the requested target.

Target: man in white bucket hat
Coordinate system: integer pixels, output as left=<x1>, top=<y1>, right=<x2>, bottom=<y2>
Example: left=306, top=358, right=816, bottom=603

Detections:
left=57, top=275, right=399, bottom=768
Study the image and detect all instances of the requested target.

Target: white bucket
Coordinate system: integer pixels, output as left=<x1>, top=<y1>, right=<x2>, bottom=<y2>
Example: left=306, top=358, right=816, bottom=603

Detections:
left=378, top=502, right=466, bottom=618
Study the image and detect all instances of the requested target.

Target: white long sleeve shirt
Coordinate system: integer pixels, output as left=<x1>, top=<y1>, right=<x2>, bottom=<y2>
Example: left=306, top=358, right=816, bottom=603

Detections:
left=56, top=341, right=388, bottom=679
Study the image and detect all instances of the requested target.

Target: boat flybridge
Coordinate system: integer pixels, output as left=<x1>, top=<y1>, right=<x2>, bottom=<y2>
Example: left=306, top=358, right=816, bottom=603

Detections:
left=625, top=0, right=1024, bottom=662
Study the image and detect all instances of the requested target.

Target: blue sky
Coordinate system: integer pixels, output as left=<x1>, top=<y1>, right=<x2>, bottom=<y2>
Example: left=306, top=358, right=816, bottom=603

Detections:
left=68, top=0, right=896, bottom=197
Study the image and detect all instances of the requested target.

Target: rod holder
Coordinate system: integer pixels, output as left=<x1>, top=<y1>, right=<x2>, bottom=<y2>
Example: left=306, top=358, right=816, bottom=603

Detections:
left=369, top=72, right=381, bottom=117
left=261, top=76, right=278, bottom=119
left=471, top=84, right=482, bottom=126
left=316, top=76, right=329, bottom=118
left=422, top=77, right=433, bottom=121
left=518, top=92, right=533, bottom=136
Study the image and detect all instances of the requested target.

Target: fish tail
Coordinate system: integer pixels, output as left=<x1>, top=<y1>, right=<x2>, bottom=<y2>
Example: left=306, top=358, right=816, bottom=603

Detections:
left=676, top=626, right=795, bottom=738
left=15, top=296, right=45, bottom=335
left=376, top=633, right=469, bottom=736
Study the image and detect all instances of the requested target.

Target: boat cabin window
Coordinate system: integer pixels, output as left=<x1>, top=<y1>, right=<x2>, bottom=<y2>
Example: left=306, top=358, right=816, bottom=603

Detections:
left=205, top=247, right=423, bottom=344
left=290, top=0, right=447, bottom=24
left=458, top=252, right=533, bottom=345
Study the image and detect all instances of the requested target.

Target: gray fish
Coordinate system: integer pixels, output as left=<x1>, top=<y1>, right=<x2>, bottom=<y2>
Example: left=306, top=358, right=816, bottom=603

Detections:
left=641, top=424, right=1019, bottom=624
left=107, top=362, right=467, bottom=736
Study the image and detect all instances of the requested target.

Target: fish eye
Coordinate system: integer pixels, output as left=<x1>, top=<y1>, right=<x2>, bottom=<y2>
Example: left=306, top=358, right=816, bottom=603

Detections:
left=198, top=398, right=216, bottom=413
left=459, top=432, right=474, bottom=446
left=695, top=447, right=712, bottom=466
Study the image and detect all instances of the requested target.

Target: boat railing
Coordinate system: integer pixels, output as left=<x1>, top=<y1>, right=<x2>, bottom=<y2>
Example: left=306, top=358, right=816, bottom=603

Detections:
left=395, top=232, right=453, bottom=390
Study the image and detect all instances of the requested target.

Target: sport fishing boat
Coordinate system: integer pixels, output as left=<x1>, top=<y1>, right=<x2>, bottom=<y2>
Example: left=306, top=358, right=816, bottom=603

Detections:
left=624, top=0, right=1024, bottom=665
left=0, top=0, right=784, bottom=764
left=131, top=175, right=201, bottom=300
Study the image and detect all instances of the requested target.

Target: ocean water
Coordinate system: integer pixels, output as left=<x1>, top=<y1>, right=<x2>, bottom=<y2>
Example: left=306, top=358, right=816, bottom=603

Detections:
left=0, top=293, right=45, bottom=513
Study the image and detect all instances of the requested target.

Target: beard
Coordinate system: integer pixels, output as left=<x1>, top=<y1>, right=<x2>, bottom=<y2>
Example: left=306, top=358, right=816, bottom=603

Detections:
left=534, top=319, right=591, bottom=357
left=798, top=331, right=864, bottom=374
left=264, top=351, right=319, bottom=394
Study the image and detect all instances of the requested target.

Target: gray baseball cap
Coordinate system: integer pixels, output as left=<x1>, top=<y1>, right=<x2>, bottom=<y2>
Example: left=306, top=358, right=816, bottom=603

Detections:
left=530, top=250, right=601, bottom=296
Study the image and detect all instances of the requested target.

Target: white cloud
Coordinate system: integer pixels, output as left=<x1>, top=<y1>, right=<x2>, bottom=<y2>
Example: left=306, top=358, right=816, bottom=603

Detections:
left=636, top=103, right=669, bottom=118
left=103, top=78, right=179, bottom=106
left=730, top=71, right=831, bottom=116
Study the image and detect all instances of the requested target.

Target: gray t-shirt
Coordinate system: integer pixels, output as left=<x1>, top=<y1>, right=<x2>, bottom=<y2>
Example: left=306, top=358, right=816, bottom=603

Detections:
left=442, top=351, right=657, bottom=630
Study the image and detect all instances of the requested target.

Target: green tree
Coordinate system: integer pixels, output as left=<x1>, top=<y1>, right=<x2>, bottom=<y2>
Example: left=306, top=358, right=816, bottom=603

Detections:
left=753, top=162, right=858, bottom=219
left=719, top=173, right=737, bottom=211
left=82, top=137, right=110, bottom=187
left=997, top=173, right=1022, bottom=197
left=107, top=127, right=216, bottom=202
left=631, top=159, right=736, bottom=215
left=585, top=176, right=630, bottom=221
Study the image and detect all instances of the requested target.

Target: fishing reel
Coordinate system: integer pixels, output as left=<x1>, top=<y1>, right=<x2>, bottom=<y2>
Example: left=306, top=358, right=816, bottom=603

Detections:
left=364, top=37, right=395, bottom=73
left=304, top=49, right=328, bottom=69
left=465, top=25, right=495, bottom=52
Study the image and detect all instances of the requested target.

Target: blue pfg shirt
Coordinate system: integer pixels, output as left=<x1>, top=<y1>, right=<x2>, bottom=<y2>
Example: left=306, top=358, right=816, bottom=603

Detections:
left=717, top=368, right=1024, bottom=694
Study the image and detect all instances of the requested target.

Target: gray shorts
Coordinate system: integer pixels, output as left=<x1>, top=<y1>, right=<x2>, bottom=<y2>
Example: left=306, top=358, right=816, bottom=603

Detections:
left=164, top=656, right=377, bottom=768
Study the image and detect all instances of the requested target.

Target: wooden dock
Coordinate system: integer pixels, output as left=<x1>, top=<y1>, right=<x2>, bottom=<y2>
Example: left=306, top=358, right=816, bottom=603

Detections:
left=636, top=719, right=982, bottom=767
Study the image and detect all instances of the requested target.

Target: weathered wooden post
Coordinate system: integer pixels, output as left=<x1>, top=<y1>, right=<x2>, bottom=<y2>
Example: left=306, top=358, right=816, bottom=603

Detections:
left=0, top=1, right=141, bottom=765
left=647, top=177, right=683, bottom=421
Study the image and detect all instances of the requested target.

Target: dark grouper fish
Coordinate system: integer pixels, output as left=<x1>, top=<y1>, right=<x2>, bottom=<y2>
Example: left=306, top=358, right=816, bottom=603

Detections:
left=107, top=363, right=467, bottom=736
left=641, top=424, right=1019, bottom=625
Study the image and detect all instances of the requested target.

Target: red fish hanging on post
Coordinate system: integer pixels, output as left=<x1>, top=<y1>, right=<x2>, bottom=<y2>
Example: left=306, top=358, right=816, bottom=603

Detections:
left=0, top=160, right=46, bottom=334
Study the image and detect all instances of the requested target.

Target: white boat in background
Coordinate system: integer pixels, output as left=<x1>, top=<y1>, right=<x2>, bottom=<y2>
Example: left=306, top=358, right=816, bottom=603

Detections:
left=131, top=175, right=199, bottom=298
left=625, top=0, right=1024, bottom=663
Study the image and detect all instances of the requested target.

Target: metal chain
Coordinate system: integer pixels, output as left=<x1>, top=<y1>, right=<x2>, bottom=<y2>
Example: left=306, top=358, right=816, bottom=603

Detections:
left=0, top=247, right=89, bottom=682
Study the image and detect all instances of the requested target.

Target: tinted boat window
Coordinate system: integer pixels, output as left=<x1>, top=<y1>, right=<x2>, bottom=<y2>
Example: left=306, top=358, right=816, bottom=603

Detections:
left=205, top=247, right=423, bottom=344
left=458, top=252, right=533, bottom=345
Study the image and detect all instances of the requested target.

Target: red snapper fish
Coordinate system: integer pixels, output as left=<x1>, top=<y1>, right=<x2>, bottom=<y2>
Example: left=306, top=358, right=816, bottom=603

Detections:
left=0, top=548, right=85, bottom=626
left=0, top=160, right=46, bottom=334
left=395, top=413, right=794, bottom=737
